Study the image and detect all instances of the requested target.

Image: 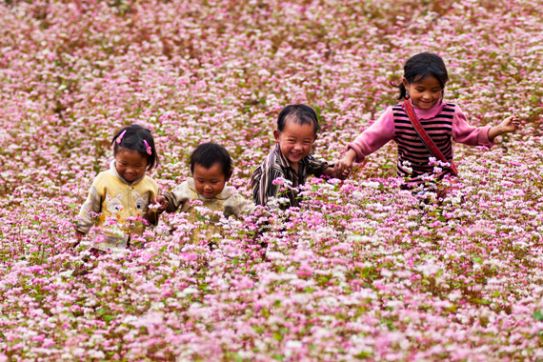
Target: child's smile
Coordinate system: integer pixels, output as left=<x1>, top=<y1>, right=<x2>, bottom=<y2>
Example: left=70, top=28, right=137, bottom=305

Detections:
left=404, top=75, right=443, bottom=110
left=274, top=119, right=316, bottom=168
left=115, top=148, right=148, bottom=183
left=193, top=162, right=227, bottom=199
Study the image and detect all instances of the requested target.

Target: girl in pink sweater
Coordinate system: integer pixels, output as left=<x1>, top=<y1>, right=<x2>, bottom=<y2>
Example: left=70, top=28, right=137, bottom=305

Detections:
left=337, top=52, right=520, bottom=189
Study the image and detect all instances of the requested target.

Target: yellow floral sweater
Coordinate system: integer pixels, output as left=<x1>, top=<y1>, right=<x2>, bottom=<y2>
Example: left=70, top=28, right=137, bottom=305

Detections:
left=76, top=162, right=159, bottom=250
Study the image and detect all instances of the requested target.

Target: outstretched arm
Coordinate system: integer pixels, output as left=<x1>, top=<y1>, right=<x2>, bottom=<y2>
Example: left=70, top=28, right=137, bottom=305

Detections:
left=453, top=106, right=521, bottom=146
left=336, top=107, right=395, bottom=178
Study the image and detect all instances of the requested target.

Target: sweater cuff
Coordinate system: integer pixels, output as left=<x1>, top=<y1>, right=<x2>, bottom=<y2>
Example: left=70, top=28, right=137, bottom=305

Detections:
left=479, top=126, right=494, bottom=147
left=346, top=143, right=365, bottom=163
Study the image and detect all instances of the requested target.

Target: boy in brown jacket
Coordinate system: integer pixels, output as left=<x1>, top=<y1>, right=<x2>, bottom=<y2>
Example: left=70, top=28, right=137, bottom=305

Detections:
left=156, top=142, right=253, bottom=224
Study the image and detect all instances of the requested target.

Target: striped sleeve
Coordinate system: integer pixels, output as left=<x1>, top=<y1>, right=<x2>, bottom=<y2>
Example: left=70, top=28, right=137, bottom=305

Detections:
left=251, top=161, right=285, bottom=206
left=305, top=155, right=331, bottom=177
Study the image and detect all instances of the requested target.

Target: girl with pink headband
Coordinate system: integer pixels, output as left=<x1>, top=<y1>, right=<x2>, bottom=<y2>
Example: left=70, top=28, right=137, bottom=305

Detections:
left=75, top=124, right=160, bottom=253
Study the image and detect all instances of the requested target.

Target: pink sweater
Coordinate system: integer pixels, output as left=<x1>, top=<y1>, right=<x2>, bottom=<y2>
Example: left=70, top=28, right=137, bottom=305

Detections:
left=348, top=100, right=493, bottom=177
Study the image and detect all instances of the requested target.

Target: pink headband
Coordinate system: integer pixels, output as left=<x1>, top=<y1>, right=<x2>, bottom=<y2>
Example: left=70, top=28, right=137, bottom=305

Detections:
left=117, top=130, right=152, bottom=156
left=143, top=140, right=152, bottom=155
left=116, top=130, right=127, bottom=144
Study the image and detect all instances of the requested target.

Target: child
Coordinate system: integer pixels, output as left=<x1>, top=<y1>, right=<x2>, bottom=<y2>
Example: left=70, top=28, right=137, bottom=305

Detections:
left=251, top=104, right=338, bottom=207
left=337, top=52, right=521, bottom=189
left=75, top=124, right=160, bottom=251
left=157, top=142, right=253, bottom=218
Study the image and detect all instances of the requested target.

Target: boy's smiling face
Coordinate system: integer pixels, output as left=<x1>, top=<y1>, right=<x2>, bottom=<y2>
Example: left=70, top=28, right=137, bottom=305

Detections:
left=193, top=162, right=227, bottom=199
left=274, top=118, right=317, bottom=167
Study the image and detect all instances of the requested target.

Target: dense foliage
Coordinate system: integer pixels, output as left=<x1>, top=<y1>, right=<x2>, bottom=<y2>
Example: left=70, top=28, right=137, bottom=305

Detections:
left=0, top=0, right=542, bottom=360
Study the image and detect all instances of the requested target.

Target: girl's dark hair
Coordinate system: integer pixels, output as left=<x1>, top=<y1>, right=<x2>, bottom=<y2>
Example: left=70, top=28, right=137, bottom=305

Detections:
left=398, top=52, right=449, bottom=100
left=190, top=142, right=233, bottom=180
left=112, top=124, right=158, bottom=170
left=277, top=104, right=320, bottom=135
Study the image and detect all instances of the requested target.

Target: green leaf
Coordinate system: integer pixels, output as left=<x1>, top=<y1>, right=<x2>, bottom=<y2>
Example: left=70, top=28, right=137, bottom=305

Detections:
left=354, top=350, right=373, bottom=359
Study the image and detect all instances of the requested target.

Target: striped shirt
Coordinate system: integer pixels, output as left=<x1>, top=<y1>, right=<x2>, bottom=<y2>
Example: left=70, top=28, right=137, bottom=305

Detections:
left=393, top=103, right=455, bottom=178
left=251, top=144, right=330, bottom=207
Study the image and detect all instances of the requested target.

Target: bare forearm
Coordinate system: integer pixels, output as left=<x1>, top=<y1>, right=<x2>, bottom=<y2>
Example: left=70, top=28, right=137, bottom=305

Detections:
left=343, top=149, right=357, bottom=163
left=488, top=126, right=503, bottom=142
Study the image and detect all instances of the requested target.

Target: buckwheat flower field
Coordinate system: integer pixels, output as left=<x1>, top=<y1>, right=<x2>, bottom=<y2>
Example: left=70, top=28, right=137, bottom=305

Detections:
left=1, top=1, right=542, bottom=360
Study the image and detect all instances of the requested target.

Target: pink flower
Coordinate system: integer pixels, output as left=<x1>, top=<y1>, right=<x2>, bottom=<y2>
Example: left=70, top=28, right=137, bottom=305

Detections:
left=297, top=263, right=313, bottom=279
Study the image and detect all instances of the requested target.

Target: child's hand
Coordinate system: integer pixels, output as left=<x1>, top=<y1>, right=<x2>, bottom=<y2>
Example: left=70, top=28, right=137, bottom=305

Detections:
left=323, top=166, right=339, bottom=179
left=336, top=149, right=357, bottom=179
left=498, top=116, right=522, bottom=134
left=152, top=194, right=169, bottom=214
left=489, top=116, right=522, bottom=141
left=145, top=195, right=169, bottom=226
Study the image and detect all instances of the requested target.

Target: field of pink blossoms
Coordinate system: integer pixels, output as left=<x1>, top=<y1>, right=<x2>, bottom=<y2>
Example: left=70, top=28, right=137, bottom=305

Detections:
left=0, top=0, right=542, bottom=360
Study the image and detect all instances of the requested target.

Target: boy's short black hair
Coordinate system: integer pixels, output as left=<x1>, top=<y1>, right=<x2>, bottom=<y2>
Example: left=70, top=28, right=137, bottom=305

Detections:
left=190, top=142, right=233, bottom=179
left=277, top=104, right=320, bottom=135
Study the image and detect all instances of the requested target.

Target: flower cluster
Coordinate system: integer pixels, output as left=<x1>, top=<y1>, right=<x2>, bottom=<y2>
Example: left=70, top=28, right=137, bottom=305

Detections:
left=0, top=0, right=542, bottom=360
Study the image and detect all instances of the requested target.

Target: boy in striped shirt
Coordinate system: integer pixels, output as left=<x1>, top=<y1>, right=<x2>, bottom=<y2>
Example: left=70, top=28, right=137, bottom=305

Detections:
left=251, top=104, right=339, bottom=208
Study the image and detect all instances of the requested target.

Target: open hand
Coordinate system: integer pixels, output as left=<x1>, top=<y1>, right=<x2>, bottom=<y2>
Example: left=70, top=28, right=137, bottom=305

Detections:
left=498, top=115, right=522, bottom=134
